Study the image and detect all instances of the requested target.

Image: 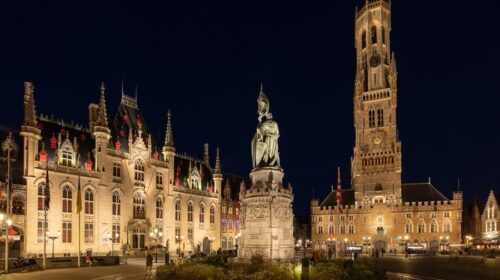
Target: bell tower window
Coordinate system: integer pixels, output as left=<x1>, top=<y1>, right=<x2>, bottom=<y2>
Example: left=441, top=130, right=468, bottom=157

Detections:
left=369, top=110, right=375, bottom=128
left=362, top=30, right=367, bottom=49
left=381, top=26, right=386, bottom=44
left=377, top=109, right=384, bottom=127
left=371, top=26, right=377, bottom=44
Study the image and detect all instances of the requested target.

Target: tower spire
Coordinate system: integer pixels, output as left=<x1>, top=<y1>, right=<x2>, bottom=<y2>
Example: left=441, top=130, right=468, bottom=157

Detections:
left=215, top=147, right=221, bottom=174
left=23, top=81, right=37, bottom=127
left=164, top=110, right=174, bottom=147
left=97, top=82, right=108, bottom=127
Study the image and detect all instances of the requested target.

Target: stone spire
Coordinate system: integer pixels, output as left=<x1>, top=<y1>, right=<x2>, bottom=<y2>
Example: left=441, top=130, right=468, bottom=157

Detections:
left=23, top=81, right=37, bottom=127
left=96, top=82, right=108, bottom=127
left=164, top=110, right=174, bottom=148
left=215, top=147, right=221, bottom=174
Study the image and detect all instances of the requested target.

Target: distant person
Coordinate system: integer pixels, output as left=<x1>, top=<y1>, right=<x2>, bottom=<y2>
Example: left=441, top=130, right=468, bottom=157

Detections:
left=146, top=252, right=153, bottom=276
left=86, top=255, right=92, bottom=267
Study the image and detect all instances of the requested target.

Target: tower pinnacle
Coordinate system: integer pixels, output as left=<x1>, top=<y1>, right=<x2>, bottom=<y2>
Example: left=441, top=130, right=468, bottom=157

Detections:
left=96, top=82, right=108, bottom=128
left=164, top=110, right=174, bottom=148
left=23, top=81, right=37, bottom=128
left=215, top=147, right=221, bottom=174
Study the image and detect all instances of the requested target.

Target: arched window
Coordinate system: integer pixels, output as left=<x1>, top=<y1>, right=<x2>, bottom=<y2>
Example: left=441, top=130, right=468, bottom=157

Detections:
left=228, top=236, right=233, bottom=249
left=84, top=189, right=94, bottom=215
left=199, top=204, right=205, bottom=224
left=222, top=236, right=227, bottom=249
left=443, top=222, right=451, bottom=233
left=210, top=205, right=215, bottom=224
left=112, top=191, right=121, bottom=216
left=377, top=109, right=384, bottom=126
left=340, top=224, right=346, bottom=234
left=430, top=221, right=438, bottom=233
left=37, top=184, right=47, bottom=211
left=317, top=223, right=323, bottom=234
left=362, top=30, right=367, bottom=49
left=62, top=186, right=72, bottom=213
left=188, top=202, right=193, bottom=222
left=328, top=223, right=334, bottom=234
left=369, top=110, right=375, bottom=128
left=12, top=195, right=25, bottom=215
left=175, top=200, right=181, bottom=221
left=405, top=221, right=413, bottom=233
left=418, top=221, right=425, bottom=233
left=371, top=26, right=377, bottom=44
left=381, top=26, right=386, bottom=44
left=134, top=160, right=145, bottom=182
left=133, top=193, right=145, bottom=219
left=156, top=197, right=163, bottom=219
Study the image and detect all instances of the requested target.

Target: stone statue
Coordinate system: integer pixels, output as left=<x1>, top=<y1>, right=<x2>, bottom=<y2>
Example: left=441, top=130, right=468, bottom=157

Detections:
left=252, top=89, right=281, bottom=169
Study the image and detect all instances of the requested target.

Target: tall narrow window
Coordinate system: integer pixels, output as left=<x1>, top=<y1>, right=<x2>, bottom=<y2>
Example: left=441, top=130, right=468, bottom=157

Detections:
left=112, top=224, right=120, bottom=243
left=369, top=110, right=375, bottom=128
left=362, top=30, right=367, bottom=49
left=156, top=172, right=163, bottom=189
left=156, top=197, right=163, bottom=219
left=431, top=221, right=438, bottom=233
left=377, top=109, right=384, bottom=127
left=443, top=222, right=451, bottom=233
left=348, top=224, right=355, bottom=234
left=418, top=221, right=425, bottom=233
left=134, top=160, right=145, bottom=182
left=340, top=224, right=346, bottom=234
left=405, top=222, right=413, bottom=233
left=133, top=193, right=145, bottom=219
left=62, top=222, right=72, bottom=243
left=317, top=224, right=323, bottom=234
left=199, top=205, right=205, bottom=224
left=37, top=220, right=47, bottom=243
left=62, top=186, right=72, bottom=213
left=371, top=26, right=377, bottom=44
left=188, top=202, right=193, bottom=222
left=175, top=200, right=181, bottom=221
left=381, top=26, right=386, bottom=44
left=85, top=223, right=94, bottom=243
left=38, top=184, right=46, bottom=211
left=328, top=223, right=334, bottom=234
left=210, top=205, right=215, bottom=224
left=188, top=227, right=193, bottom=241
left=222, top=236, right=227, bottom=249
left=112, top=191, right=121, bottom=216
left=84, top=189, right=94, bottom=215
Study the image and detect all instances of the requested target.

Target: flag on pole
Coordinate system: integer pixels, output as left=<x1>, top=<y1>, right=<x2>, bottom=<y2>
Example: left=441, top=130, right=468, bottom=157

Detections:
left=76, top=172, right=82, bottom=213
left=336, top=167, right=343, bottom=214
left=44, top=164, right=50, bottom=210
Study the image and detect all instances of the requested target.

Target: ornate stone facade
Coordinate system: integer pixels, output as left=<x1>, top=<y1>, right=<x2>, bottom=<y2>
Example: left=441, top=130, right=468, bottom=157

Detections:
left=311, top=0, right=463, bottom=255
left=11, top=81, right=230, bottom=257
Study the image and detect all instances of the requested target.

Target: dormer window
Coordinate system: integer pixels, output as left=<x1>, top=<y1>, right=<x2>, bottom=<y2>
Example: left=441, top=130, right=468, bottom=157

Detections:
left=58, top=139, right=76, bottom=167
left=62, top=150, right=73, bottom=166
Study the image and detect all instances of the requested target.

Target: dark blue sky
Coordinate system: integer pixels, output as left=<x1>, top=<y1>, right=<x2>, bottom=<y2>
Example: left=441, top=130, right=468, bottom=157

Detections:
left=0, top=0, right=498, bottom=215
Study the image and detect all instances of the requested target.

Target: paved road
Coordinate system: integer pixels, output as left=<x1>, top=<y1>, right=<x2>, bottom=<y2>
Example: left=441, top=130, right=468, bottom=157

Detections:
left=376, top=255, right=500, bottom=280
left=0, top=257, right=163, bottom=280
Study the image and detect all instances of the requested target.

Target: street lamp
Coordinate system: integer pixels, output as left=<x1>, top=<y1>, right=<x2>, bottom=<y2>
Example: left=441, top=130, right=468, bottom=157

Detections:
left=46, top=231, right=61, bottom=258
left=150, top=228, right=163, bottom=263
left=176, top=235, right=184, bottom=258
left=0, top=214, right=12, bottom=273
left=111, top=233, right=119, bottom=257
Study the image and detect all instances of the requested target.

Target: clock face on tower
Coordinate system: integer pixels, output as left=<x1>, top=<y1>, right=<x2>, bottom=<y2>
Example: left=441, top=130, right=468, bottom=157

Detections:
left=369, top=54, right=381, bottom=68
left=373, top=136, right=382, bottom=145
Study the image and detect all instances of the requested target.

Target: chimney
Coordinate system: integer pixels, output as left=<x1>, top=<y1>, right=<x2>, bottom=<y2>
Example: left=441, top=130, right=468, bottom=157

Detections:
left=204, top=143, right=210, bottom=166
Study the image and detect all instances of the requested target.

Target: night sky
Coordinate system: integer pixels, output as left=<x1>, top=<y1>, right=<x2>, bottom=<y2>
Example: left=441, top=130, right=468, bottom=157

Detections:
left=0, top=0, right=498, bottom=215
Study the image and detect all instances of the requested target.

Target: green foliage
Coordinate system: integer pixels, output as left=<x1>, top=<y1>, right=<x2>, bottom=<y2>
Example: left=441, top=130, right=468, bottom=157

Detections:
left=156, top=263, right=225, bottom=280
left=250, top=253, right=265, bottom=265
left=309, top=258, right=386, bottom=280
left=194, top=254, right=228, bottom=267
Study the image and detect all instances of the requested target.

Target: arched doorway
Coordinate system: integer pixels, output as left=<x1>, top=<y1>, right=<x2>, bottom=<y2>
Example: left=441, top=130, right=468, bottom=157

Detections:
left=0, top=226, right=23, bottom=258
left=202, top=237, right=210, bottom=254
left=374, top=240, right=386, bottom=252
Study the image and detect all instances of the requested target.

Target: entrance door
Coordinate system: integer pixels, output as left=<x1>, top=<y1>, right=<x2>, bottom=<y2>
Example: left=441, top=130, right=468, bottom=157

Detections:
left=132, top=234, right=138, bottom=249
left=202, top=237, right=210, bottom=254
left=429, top=240, right=439, bottom=253
left=140, top=234, right=145, bottom=249
left=374, top=240, right=386, bottom=252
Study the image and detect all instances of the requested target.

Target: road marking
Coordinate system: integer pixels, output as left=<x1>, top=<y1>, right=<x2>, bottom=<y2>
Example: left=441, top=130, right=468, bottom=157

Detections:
left=91, top=273, right=129, bottom=280
left=387, top=272, right=443, bottom=280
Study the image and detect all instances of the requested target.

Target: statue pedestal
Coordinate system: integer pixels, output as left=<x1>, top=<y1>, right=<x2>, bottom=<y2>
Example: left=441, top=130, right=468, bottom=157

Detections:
left=237, top=168, right=295, bottom=262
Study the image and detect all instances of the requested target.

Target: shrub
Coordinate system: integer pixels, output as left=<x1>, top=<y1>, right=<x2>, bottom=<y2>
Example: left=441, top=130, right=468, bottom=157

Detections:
left=156, top=263, right=225, bottom=280
left=309, top=258, right=385, bottom=280
left=250, top=253, right=265, bottom=265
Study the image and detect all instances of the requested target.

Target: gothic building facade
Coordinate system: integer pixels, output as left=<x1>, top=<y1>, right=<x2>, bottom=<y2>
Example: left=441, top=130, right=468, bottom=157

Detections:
left=2, top=81, right=248, bottom=257
left=311, top=0, right=463, bottom=254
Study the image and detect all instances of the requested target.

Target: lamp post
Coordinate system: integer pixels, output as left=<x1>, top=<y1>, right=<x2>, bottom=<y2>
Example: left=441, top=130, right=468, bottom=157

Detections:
left=0, top=214, right=12, bottom=273
left=111, top=233, right=119, bottom=257
left=150, top=228, right=163, bottom=263
left=176, top=235, right=183, bottom=258
left=46, top=231, right=61, bottom=258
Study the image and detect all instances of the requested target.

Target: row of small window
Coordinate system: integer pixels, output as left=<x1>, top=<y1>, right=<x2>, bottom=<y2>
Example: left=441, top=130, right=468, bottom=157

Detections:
left=175, top=200, right=216, bottom=224
left=221, top=206, right=239, bottom=215
left=221, top=236, right=236, bottom=249
left=317, top=224, right=355, bottom=235
left=361, top=25, right=386, bottom=49
left=221, top=219, right=240, bottom=231
left=362, top=157, right=394, bottom=167
left=114, top=161, right=164, bottom=186
left=316, top=215, right=354, bottom=222
left=485, top=221, right=497, bottom=232
left=405, top=212, right=451, bottom=219
left=405, top=221, right=452, bottom=233
left=37, top=221, right=120, bottom=244
left=38, top=185, right=95, bottom=214
left=363, top=91, right=390, bottom=101
left=368, top=109, right=384, bottom=128
left=486, top=207, right=497, bottom=219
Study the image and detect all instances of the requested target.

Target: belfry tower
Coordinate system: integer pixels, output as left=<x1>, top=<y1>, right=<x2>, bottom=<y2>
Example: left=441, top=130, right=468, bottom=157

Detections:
left=351, top=0, right=402, bottom=204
